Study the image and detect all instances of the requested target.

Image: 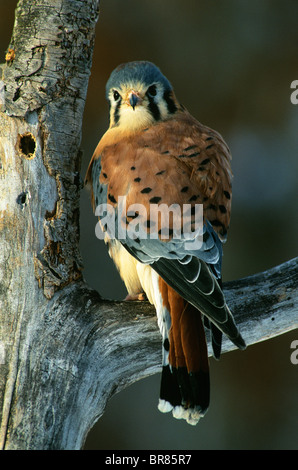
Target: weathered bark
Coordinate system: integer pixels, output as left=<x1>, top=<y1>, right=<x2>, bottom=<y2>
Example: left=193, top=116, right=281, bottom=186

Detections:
left=0, top=0, right=297, bottom=450
left=0, top=0, right=100, bottom=450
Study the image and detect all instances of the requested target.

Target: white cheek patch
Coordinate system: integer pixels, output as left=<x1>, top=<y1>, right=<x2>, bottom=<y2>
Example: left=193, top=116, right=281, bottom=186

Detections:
left=158, top=100, right=169, bottom=120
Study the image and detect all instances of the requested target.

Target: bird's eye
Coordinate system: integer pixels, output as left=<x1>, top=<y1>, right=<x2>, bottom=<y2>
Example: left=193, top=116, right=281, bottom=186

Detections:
left=113, top=90, right=120, bottom=101
left=147, top=85, right=157, bottom=97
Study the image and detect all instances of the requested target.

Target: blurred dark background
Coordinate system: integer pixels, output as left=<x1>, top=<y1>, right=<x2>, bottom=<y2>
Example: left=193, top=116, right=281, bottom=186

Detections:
left=1, top=0, right=297, bottom=450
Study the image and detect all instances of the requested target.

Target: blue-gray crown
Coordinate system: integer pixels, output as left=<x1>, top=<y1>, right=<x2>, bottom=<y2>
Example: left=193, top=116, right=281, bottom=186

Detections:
left=105, top=61, right=172, bottom=99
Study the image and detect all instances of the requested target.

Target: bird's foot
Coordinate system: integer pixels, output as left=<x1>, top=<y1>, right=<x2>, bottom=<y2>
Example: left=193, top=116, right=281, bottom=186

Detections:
left=124, top=292, right=147, bottom=301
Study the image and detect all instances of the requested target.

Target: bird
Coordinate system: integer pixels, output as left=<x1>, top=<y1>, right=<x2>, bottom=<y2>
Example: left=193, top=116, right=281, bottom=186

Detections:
left=85, top=61, right=246, bottom=425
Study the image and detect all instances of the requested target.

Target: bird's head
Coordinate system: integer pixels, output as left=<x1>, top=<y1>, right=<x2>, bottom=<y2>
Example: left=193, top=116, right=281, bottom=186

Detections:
left=105, top=61, right=179, bottom=131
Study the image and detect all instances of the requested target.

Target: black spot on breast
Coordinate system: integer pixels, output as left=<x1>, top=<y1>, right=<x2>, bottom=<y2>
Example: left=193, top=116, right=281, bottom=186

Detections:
left=108, top=194, right=116, bottom=203
left=181, top=186, right=189, bottom=193
left=141, top=187, right=152, bottom=194
left=223, top=190, right=231, bottom=199
left=210, top=219, right=224, bottom=229
left=188, top=151, right=201, bottom=158
left=150, top=196, right=162, bottom=203
left=156, top=170, right=166, bottom=175
left=134, top=177, right=141, bottom=182
left=102, top=172, right=108, bottom=179
left=219, top=205, right=227, bottom=214
left=206, top=144, right=214, bottom=150
left=184, top=145, right=198, bottom=151
left=161, top=150, right=169, bottom=155
left=200, top=158, right=210, bottom=165
left=163, top=338, right=170, bottom=351
left=188, top=195, right=199, bottom=202
left=131, top=166, right=136, bottom=170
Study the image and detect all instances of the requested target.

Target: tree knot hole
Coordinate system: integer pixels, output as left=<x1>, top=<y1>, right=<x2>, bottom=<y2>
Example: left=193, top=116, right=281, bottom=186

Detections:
left=18, top=133, right=36, bottom=159
left=16, top=191, right=28, bottom=208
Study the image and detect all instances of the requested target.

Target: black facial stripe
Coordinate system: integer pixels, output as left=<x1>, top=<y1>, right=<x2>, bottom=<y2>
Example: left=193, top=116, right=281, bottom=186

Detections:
left=113, top=98, right=122, bottom=126
left=147, top=95, right=161, bottom=121
left=163, top=90, right=177, bottom=114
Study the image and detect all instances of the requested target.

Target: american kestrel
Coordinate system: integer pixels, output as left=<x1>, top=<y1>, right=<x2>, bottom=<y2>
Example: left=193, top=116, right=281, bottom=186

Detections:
left=85, top=61, right=246, bottom=425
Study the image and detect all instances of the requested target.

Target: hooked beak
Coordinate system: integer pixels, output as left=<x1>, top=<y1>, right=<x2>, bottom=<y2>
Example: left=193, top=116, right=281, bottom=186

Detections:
left=128, top=91, right=140, bottom=110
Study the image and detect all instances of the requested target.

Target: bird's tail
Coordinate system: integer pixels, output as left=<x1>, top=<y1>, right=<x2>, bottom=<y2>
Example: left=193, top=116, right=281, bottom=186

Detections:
left=157, top=282, right=210, bottom=425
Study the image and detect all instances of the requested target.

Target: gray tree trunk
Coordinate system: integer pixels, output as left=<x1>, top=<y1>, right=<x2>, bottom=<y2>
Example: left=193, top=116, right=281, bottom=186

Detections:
left=0, top=0, right=297, bottom=450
